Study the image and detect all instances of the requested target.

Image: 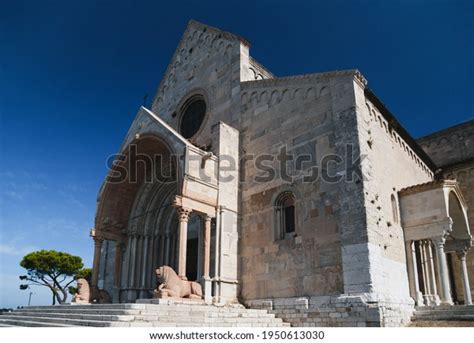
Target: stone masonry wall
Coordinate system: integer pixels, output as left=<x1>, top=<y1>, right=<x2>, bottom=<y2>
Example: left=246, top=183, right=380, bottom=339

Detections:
left=418, top=120, right=474, bottom=167
left=238, top=73, right=356, bottom=301
left=355, top=85, right=433, bottom=301
left=338, top=82, right=435, bottom=326
left=240, top=71, right=420, bottom=326
left=247, top=294, right=413, bottom=327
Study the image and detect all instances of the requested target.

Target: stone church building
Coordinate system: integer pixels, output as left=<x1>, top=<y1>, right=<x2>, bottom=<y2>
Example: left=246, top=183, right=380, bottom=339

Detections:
left=90, top=21, right=473, bottom=326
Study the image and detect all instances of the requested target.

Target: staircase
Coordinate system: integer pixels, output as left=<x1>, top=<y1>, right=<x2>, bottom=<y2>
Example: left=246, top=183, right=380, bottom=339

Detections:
left=410, top=305, right=474, bottom=327
left=0, top=300, right=290, bottom=327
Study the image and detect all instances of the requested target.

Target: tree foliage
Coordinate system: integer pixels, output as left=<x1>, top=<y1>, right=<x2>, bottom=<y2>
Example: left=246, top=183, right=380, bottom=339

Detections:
left=19, top=250, right=88, bottom=305
left=74, top=268, right=92, bottom=282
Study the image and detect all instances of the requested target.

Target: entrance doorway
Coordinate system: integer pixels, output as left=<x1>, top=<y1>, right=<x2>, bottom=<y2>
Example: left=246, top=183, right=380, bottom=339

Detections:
left=186, top=214, right=201, bottom=281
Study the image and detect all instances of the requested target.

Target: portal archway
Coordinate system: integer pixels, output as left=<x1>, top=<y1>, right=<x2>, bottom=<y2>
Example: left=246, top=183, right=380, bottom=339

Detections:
left=94, top=134, right=180, bottom=302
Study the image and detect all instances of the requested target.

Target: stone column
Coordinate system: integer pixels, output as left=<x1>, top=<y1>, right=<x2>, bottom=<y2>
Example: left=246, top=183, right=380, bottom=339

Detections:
left=426, top=241, right=441, bottom=305
left=202, top=215, right=212, bottom=303
left=114, top=242, right=124, bottom=288
left=420, top=240, right=431, bottom=304
left=164, top=233, right=170, bottom=265
left=129, top=234, right=138, bottom=288
left=177, top=208, right=191, bottom=279
left=140, top=235, right=150, bottom=296
left=202, top=215, right=212, bottom=278
left=406, top=240, right=424, bottom=306
left=457, top=250, right=473, bottom=305
left=91, top=237, right=104, bottom=287
left=122, top=236, right=132, bottom=288
left=432, top=237, right=453, bottom=305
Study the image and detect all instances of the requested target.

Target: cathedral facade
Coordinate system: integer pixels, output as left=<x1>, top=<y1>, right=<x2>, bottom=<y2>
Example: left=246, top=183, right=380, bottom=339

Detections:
left=90, top=21, right=473, bottom=326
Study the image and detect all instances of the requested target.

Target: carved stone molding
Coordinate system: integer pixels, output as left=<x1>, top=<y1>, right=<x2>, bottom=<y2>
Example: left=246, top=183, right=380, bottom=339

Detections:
left=177, top=207, right=192, bottom=223
left=432, top=235, right=447, bottom=249
left=457, top=250, right=468, bottom=260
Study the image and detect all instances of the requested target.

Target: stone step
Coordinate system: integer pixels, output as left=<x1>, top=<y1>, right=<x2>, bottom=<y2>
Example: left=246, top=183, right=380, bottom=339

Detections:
left=14, top=308, right=143, bottom=316
left=414, top=306, right=474, bottom=316
left=25, top=304, right=148, bottom=310
left=2, top=303, right=290, bottom=327
left=135, top=314, right=282, bottom=323
left=413, top=315, right=474, bottom=321
left=0, top=322, right=14, bottom=327
left=412, top=305, right=474, bottom=323
left=0, top=317, right=75, bottom=327
left=409, top=320, right=474, bottom=327
left=21, top=304, right=269, bottom=314
left=414, top=311, right=474, bottom=317
left=9, top=311, right=136, bottom=322
left=14, top=307, right=274, bottom=319
left=415, top=305, right=474, bottom=313
left=0, top=315, right=128, bottom=327
left=0, top=315, right=288, bottom=328
left=8, top=310, right=281, bottom=324
left=415, top=309, right=474, bottom=314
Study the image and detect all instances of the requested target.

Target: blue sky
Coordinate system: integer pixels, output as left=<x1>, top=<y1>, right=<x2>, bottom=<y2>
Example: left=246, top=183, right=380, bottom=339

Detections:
left=0, top=0, right=472, bottom=308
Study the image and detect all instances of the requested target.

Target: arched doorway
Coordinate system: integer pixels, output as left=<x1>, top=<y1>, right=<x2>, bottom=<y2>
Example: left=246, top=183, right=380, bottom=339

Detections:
left=95, top=134, right=181, bottom=302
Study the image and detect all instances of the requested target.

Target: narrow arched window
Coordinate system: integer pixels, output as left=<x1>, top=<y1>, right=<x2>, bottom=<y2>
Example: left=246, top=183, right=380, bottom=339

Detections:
left=275, top=192, right=296, bottom=240
left=391, top=194, right=399, bottom=224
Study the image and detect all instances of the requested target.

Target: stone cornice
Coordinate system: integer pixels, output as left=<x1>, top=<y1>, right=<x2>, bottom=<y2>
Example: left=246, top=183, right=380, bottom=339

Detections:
left=399, top=179, right=468, bottom=208
left=241, top=69, right=368, bottom=89
left=188, top=20, right=251, bottom=47
left=249, top=56, right=275, bottom=78
left=417, top=119, right=474, bottom=142
left=399, top=179, right=457, bottom=196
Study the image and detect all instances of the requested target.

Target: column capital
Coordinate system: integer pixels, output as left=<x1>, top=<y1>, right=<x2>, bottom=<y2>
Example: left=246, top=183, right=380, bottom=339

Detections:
left=177, top=207, right=192, bottom=223
left=202, top=214, right=212, bottom=223
left=456, top=249, right=468, bottom=260
left=94, top=237, right=104, bottom=245
left=431, top=236, right=446, bottom=248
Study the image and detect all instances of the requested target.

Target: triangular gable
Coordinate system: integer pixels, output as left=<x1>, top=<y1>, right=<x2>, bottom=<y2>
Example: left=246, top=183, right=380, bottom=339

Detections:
left=150, top=20, right=247, bottom=112
left=119, top=106, right=190, bottom=157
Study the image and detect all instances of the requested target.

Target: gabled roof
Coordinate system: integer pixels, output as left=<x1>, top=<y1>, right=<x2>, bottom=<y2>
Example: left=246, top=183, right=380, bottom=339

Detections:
left=187, top=20, right=250, bottom=46
left=151, top=20, right=249, bottom=110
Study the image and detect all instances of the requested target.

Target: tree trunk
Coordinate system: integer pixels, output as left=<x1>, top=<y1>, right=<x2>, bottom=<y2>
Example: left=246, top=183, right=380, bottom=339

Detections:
left=55, top=291, right=62, bottom=304
left=59, top=288, right=68, bottom=304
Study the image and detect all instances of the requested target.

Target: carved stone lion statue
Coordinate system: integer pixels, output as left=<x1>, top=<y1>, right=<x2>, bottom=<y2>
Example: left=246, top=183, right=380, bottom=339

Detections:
left=91, top=287, right=112, bottom=304
left=72, top=278, right=112, bottom=304
left=154, top=265, right=203, bottom=299
left=71, top=278, right=90, bottom=304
